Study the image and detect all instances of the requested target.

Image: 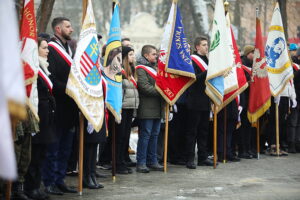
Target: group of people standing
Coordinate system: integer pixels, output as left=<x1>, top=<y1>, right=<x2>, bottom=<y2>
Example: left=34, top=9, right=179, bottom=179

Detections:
left=1, top=16, right=300, bottom=200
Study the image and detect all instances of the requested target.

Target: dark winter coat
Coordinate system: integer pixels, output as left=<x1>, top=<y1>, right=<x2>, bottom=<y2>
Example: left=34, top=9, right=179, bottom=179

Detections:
left=48, top=37, right=79, bottom=130
left=32, top=72, right=57, bottom=144
left=136, top=56, right=164, bottom=119
left=186, top=52, right=210, bottom=111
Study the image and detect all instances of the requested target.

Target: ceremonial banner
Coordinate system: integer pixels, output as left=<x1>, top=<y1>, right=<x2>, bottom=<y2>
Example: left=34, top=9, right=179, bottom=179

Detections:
left=155, top=1, right=195, bottom=105
left=248, top=18, right=271, bottom=123
left=220, top=14, right=248, bottom=110
left=20, top=0, right=39, bottom=120
left=265, top=3, right=293, bottom=96
left=205, top=0, right=236, bottom=106
left=0, top=0, right=26, bottom=180
left=103, top=3, right=122, bottom=123
left=66, top=0, right=104, bottom=131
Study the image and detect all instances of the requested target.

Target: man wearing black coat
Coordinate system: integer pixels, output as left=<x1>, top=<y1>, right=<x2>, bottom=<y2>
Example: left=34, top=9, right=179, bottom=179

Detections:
left=185, top=36, right=213, bottom=169
left=42, top=17, right=78, bottom=195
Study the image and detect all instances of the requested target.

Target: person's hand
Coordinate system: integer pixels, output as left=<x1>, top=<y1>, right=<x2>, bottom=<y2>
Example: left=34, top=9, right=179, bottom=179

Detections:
left=292, top=99, right=297, bottom=108
left=274, top=96, right=280, bottom=104
left=87, top=122, right=94, bottom=134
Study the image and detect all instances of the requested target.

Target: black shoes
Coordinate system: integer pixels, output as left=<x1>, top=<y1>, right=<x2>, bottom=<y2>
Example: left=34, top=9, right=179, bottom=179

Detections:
left=56, top=183, right=77, bottom=193
left=83, top=175, right=104, bottom=189
left=11, top=182, right=31, bottom=200
left=198, top=159, right=214, bottom=166
left=44, top=185, right=63, bottom=195
left=147, top=163, right=164, bottom=171
left=25, top=189, right=49, bottom=200
left=136, top=165, right=150, bottom=173
left=238, top=152, right=253, bottom=159
left=186, top=161, right=196, bottom=169
left=91, top=174, right=104, bottom=189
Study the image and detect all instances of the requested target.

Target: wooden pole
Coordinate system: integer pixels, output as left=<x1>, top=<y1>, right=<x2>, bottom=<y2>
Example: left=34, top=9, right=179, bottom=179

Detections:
left=78, top=113, right=84, bottom=195
left=256, top=119, right=260, bottom=160
left=111, top=115, right=116, bottom=180
left=163, top=104, right=170, bottom=172
left=275, top=103, right=280, bottom=156
left=6, top=118, right=18, bottom=200
left=223, top=107, right=227, bottom=163
left=82, top=0, right=88, bottom=24
left=213, top=105, right=218, bottom=169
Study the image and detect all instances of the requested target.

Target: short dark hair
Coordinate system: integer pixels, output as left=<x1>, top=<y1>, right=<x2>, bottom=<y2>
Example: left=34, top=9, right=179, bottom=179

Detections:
left=121, top=38, right=130, bottom=42
left=51, top=17, right=70, bottom=32
left=194, top=36, right=208, bottom=50
left=37, top=37, right=47, bottom=47
left=141, top=45, right=156, bottom=57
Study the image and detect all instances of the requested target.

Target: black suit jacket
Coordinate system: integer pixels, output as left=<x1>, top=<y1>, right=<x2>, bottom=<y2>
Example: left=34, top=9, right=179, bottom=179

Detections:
left=186, top=53, right=210, bottom=111
left=48, top=38, right=78, bottom=129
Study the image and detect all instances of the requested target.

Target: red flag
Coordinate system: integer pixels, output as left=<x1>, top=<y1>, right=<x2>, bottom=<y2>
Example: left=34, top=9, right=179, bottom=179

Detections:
left=219, top=27, right=248, bottom=110
left=20, top=0, right=39, bottom=120
left=155, top=2, right=195, bottom=105
left=247, top=18, right=271, bottom=123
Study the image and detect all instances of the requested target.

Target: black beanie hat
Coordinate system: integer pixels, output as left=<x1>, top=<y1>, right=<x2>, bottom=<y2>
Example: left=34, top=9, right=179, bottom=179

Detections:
left=122, top=46, right=134, bottom=59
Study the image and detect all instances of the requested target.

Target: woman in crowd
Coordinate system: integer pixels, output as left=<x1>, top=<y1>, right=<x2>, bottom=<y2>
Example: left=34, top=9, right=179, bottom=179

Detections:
left=115, top=46, right=139, bottom=174
left=24, top=37, right=56, bottom=200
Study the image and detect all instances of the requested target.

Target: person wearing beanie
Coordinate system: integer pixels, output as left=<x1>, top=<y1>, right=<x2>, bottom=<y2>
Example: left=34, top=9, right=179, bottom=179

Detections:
left=289, top=43, right=298, bottom=63
left=114, top=45, right=139, bottom=174
left=241, top=45, right=255, bottom=68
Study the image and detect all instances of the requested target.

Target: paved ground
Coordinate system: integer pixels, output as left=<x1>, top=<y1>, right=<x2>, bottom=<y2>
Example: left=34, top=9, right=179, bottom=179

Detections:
left=59, top=154, right=300, bottom=200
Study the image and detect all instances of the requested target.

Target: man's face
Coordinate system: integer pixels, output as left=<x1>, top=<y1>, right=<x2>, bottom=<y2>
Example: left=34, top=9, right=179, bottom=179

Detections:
left=144, top=48, right=157, bottom=64
left=57, top=20, right=73, bottom=40
left=196, top=40, right=208, bottom=55
left=247, top=51, right=254, bottom=61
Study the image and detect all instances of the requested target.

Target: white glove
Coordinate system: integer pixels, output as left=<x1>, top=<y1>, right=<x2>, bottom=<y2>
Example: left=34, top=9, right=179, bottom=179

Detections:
left=238, top=106, right=243, bottom=115
left=274, top=96, right=281, bottom=104
left=173, top=104, right=178, bottom=113
left=87, top=122, right=94, bottom=134
left=169, top=113, right=173, bottom=121
left=292, top=99, right=297, bottom=108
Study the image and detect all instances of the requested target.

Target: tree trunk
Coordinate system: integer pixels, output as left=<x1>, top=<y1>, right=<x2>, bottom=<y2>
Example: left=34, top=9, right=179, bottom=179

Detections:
left=14, top=0, right=24, bottom=22
left=36, top=0, right=55, bottom=34
left=233, top=0, right=243, bottom=47
left=278, top=0, right=288, bottom=40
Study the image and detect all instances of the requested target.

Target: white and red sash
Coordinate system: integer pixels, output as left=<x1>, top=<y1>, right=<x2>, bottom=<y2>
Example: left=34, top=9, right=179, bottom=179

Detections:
left=293, top=63, right=300, bottom=71
left=48, top=41, right=73, bottom=67
left=191, top=54, right=208, bottom=72
left=38, top=68, right=53, bottom=94
left=241, top=65, right=252, bottom=76
left=135, top=65, right=157, bottom=79
left=121, top=69, right=137, bottom=88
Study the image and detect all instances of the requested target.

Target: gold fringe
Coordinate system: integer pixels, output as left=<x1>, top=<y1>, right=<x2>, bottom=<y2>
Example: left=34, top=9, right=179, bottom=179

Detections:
left=155, top=78, right=195, bottom=106
left=271, top=74, right=294, bottom=97
left=216, top=83, right=249, bottom=113
left=24, top=74, right=38, bottom=86
left=247, top=98, right=271, bottom=123
left=26, top=98, right=40, bottom=122
left=165, top=68, right=196, bottom=79
left=7, top=100, right=27, bottom=120
left=105, top=103, right=121, bottom=124
left=66, top=74, right=104, bottom=132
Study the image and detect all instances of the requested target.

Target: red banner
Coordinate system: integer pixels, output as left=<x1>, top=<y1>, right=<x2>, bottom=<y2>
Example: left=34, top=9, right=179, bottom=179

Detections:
left=247, top=18, right=271, bottom=123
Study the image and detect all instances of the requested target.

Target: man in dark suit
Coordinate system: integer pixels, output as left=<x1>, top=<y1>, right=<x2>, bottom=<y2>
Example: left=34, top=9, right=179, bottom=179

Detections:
left=42, top=17, right=78, bottom=195
left=185, top=36, right=213, bottom=169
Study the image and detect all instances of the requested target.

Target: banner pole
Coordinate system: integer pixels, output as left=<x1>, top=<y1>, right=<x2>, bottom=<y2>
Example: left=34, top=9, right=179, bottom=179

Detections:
left=213, top=105, right=218, bottom=169
left=5, top=117, right=17, bottom=200
left=223, top=107, right=227, bottom=163
left=78, top=113, right=84, bottom=195
left=256, top=119, right=260, bottom=159
left=111, top=116, right=116, bottom=180
left=163, top=104, right=170, bottom=173
left=275, top=103, right=280, bottom=156
left=82, top=0, right=88, bottom=24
